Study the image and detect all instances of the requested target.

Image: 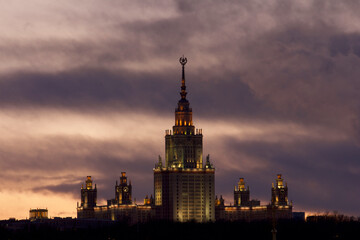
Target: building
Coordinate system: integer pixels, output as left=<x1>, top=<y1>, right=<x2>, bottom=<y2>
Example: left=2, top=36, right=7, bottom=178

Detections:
left=271, top=174, right=289, bottom=206
left=233, top=178, right=261, bottom=207
left=29, top=209, right=48, bottom=221
left=77, top=176, right=97, bottom=219
left=107, top=172, right=132, bottom=206
left=153, top=56, right=215, bottom=222
left=215, top=175, right=292, bottom=222
left=77, top=173, right=154, bottom=224
left=77, top=56, right=292, bottom=223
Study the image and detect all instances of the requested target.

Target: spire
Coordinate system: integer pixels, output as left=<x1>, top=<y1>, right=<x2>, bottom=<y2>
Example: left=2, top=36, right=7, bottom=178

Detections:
left=158, top=155, right=163, bottom=168
left=205, top=154, right=213, bottom=169
left=173, top=56, right=193, bottom=132
left=179, top=55, right=188, bottom=100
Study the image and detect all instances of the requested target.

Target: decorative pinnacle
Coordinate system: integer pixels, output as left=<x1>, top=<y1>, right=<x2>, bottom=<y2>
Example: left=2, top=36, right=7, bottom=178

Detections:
left=179, top=55, right=187, bottom=99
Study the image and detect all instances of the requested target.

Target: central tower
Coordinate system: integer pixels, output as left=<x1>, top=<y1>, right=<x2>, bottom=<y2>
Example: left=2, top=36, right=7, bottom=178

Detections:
left=165, top=56, right=203, bottom=169
left=154, top=56, right=215, bottom=222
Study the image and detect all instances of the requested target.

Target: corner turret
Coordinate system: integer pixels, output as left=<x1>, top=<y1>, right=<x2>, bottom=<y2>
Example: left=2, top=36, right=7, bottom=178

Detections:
left=271, top=174, right=289, bottom=206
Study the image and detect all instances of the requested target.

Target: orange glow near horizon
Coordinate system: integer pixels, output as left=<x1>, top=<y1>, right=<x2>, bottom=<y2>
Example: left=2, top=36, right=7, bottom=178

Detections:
left=0, top=191, right=77, bottom=220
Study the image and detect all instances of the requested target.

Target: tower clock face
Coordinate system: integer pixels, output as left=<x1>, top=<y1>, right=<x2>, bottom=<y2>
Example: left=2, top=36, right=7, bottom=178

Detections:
left=123, top=187, right=129, bottom=192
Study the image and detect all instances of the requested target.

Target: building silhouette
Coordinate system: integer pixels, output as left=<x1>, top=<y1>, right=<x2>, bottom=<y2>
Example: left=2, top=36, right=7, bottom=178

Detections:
left=77, top=57, right=292, bottom=223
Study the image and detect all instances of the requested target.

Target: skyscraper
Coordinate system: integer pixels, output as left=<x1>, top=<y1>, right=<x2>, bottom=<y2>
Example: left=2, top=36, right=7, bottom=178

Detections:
left=154, top=56, right=215, bottom=222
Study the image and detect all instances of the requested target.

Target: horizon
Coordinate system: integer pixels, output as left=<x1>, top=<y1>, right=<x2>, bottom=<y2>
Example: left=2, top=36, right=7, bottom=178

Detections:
left=1, top=0, right=360, bottom=220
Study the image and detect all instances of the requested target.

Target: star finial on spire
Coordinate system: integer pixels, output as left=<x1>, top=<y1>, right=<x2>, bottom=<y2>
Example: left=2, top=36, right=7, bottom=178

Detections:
left=179, top=55, right=188, bottom=100
left=179, top=55, right=187, bottom=66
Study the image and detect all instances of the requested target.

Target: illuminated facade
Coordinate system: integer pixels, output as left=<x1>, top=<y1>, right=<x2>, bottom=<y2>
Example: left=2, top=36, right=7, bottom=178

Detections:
left=154, top=56, right=215, bottom=222
left=271, top=174, right=289, bottom=206
left=234, top=178, right=250, bottom=206
left=29, top=209, right=48, bottom=221
left=77, top=173, right=154, bottom=223
left=233, top=178, right=260, bottom=207
left=77, top=176, right=97, bottom=219
left=216, top=175, right=292, bottom=222
left=77, top=57, right=293, bottom=223
left=107, top=172, right=132, bottom=206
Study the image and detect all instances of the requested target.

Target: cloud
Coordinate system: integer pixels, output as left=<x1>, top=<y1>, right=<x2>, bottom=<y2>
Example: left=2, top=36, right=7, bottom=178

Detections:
left=1, top=0, right=360, bottom=218
left=1, top=0, right=360, bottom=132
left=0, top=134, right=158, bottom=206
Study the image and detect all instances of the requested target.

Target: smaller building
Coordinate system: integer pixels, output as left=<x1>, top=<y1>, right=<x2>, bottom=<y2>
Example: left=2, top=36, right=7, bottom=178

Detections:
left=77, top=176, right=97, bottom=219
left=107, top=172, right=132, bottom=205
left=234, top=178, right=260, bottom=207
left=77, top=173, right=155, bottom=224
left=29, top=208, right=48, bottom=221
left=215, top=174, right=292, bottom=222
left=271, top=174, right=289, bottom=206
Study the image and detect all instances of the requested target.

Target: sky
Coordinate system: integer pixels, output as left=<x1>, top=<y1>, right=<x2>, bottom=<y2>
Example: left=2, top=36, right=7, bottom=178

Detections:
left=0, top=0, right=360, bottom=219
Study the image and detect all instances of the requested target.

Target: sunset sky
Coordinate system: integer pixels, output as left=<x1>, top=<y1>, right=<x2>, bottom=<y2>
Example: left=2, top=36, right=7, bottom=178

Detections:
left=1, top=0, right=360, bottom=219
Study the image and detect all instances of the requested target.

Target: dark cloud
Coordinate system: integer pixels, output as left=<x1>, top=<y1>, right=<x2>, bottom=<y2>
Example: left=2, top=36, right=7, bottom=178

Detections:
left=2, top=0, right=360, bottom=131
left=329, top=33, right=360, bottom=58
left=0, top=67, right=269, bottom=121
left=32, top=182, right=81, bottom=198
left=0, top=68, right=176, bottom=113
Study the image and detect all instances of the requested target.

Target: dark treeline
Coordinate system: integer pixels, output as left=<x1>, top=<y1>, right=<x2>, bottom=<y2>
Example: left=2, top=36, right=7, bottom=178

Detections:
left=1, top=218, right=360, bottom=240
